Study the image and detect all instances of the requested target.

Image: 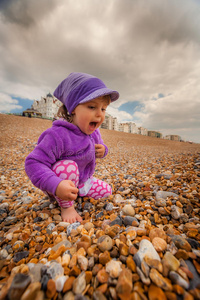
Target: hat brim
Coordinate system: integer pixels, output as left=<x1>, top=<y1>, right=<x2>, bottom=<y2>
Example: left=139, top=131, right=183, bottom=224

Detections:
left=79, top=88, right=119, bottom=105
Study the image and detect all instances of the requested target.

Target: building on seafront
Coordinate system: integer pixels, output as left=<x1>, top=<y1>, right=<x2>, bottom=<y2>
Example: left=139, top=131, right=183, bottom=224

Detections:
left=100, top=113, right=147, bottom=135
left=32, top=93, right=62, bottom=119
left=148, top=130, right=163, bottom=138
left=165, top=135, right=181, bottom=141
left=22, top=108, right=42, bottom=118
left=138, top=127, right=148, bottom=136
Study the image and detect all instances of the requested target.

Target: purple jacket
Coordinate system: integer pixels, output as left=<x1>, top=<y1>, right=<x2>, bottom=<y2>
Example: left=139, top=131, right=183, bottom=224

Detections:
left=25, top=119, right=108, bottom=196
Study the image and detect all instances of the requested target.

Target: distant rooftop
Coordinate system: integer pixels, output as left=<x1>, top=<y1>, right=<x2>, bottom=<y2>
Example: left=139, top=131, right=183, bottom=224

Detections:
left=47, top=92, right=53, bottom=98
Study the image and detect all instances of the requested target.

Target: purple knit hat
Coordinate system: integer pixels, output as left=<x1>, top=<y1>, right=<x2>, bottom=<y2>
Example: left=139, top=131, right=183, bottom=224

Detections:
left=53, top=72, right=119, bottom=114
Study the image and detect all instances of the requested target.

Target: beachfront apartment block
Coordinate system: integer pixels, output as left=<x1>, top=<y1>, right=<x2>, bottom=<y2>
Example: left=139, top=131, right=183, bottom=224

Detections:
left=101, top=113, right=148, bottom=135
left=101, top=112, right=114, bottom=130
left=119, top=122, right=140, bottom=134
left=101, top=112, right=120, bottom=131
left=165, top=135, right=181, bottom=141
left=119, top=122, right=130, bottom=133
left=138, top=127, right=148, bottom=136
left=32, top=93, right=62, bottom=119
left=148, top=130, right=163, bottom=138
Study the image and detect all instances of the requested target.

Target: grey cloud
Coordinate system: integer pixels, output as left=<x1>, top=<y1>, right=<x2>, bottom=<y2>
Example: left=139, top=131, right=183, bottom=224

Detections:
left=0, top=0, right=57, bottom=27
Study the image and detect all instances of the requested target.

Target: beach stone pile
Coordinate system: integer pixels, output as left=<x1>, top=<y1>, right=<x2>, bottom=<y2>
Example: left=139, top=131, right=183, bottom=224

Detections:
left=0, top=114, right=200, bottom=300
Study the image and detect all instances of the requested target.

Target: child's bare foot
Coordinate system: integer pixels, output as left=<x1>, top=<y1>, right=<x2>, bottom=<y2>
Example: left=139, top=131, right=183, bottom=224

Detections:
left=61, top=206, right=82, bottom=223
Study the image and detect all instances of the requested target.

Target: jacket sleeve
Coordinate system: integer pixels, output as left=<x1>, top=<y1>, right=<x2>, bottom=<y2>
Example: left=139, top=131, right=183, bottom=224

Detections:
left=92, top=128, right=108, bottom=158
left=25, top=129, right=64, bottom=195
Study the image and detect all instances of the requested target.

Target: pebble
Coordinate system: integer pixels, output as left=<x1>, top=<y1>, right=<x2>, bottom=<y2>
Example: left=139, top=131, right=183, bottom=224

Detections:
left=46, top=261, right=64, bottom=279
left=134, top=239, right=161, bottom=267
left=8, top=273, right=31, bottom=300
left=162, top=252, right=180, bottom=277
left=77, top=255, right=88, bottom=271
left=21, top=282, right=41, bottom=300
left=97, top=235, right=113, bottom=252
left=122, top=204, right=135, bottom=216
left=1, top=115, right=200, bottom=300
left=169, top=271, right=190, bottom=289
left=56, top=275, right=68, bottom=292
left=13, top=251, right=29, bottom=263
left=152, top=237, right=167, bottom=252
left=105, top=260, right=122, bottom=278
left=46, top=279, right=56, bottom=298
left=149, top=268, right=173, bottom=291
left=116, top=268, right=132, bottom=295
left=72, top=271, right=86, bottom=294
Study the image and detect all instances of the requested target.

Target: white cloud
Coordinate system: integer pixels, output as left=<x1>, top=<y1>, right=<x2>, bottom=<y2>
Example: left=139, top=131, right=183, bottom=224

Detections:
left=107, top=105, right=133, bottom=123
left=133, top=79, right=200, bottom=129
left=0, top=93, right=22, bottom=112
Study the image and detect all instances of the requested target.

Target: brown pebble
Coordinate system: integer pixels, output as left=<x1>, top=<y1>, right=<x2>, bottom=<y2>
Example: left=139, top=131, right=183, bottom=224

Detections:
left=63, top=276, right=75, bottom=293
left=193, top=260, right=200, bottom=274
left=97, top=235, right=113, bottom=252
left=99, top=251, right=111, bottom=265
left=97, top=269, right=109, bottom=283
left=116, top=268, right=133, bottom=295
left=92, top=264, right=103, bottom=276
left=152, top=237, right=167, bottom=252
left=149, top=228, right=167, bottom=241
left=85, top=271, right=93, bottom=284
left=118, top=242, right=129, bottom=256
left=69, top=265, right=81, bottom=277
left=21, top=282, right=41, bottom=300
left=46, top=279, right=56, bottom=299
left=96, top=283, right=108, bottom=294
left=48, top=244, right=66, bottom=260
left=173, top=284, right=184, bottom=295
left=148, top=283, right=167, bottom=300
left=165, top=291, right=178, bottom=300
left=175, top=249, right=189, bottom=260
left=126, top=256, right=137, bottom=273
left=77, top=241, right=91, bottom=251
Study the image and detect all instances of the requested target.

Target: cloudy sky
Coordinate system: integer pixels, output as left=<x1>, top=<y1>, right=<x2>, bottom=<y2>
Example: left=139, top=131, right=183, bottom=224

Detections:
left=0, top=0, right=200, bottom=143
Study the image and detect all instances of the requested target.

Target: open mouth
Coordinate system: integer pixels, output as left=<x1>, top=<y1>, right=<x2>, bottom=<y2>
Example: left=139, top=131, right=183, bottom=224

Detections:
left=89, top=122, right=98, bottom=130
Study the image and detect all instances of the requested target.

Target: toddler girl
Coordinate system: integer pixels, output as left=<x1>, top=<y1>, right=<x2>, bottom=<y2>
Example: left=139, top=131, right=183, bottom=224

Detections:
left=25, top=72, right=119, bottom=223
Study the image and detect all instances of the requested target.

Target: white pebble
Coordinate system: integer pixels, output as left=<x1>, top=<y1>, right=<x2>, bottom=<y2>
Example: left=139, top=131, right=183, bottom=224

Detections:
left=78, top=255, right=88, bottom=271
left=106, top=260, right=122, bottom=278
left=61, top=253, right=71, bottom=267
left=56, top=275, right=68, bottom=292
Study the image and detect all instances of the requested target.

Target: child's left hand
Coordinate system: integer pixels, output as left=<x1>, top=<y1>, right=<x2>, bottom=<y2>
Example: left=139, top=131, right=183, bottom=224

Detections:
left=95, top=144, right=105, bottom=158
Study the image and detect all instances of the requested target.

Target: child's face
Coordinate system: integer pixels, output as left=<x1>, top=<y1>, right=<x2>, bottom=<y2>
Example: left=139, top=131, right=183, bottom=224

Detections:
left=72, top=96, right=110, bottom=135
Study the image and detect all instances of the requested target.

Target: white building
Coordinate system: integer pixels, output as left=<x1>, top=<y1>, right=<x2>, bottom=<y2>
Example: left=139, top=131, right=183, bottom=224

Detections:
left=119, top=123, right=130, bottom=133
left=112, top=117, right=119, bottom=131
left=165, top=135, right=181, bottom=141
left=138, top=127, right=148, bottom=136
left=129, top=122, right=139, bottom=134
left=119, top=122, right=139, bottom=134
left=101, top=112, right=119, bottom=130
left=32, top=93, right=62, bottom=119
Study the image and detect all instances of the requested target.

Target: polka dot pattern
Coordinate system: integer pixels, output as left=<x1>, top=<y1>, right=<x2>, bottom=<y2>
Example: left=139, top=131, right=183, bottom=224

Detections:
left=87, top=177, right=112, bottom=199
left=51, top=160, right=112, bottom=208
left=52, top=160, right=79, bottom=208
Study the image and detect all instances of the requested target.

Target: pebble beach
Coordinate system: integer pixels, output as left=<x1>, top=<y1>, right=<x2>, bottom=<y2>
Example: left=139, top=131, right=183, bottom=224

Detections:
left=0, top=114, right=200, bottom=300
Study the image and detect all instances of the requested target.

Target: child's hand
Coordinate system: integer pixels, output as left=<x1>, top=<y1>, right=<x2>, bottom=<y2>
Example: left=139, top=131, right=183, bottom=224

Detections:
left=95, top=144, right=105, bottom=158
left=55, top=180, right=78, bottom=200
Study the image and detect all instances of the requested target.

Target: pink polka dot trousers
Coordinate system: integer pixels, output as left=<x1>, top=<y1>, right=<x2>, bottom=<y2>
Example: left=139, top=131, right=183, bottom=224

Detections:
left=52, top=160, right=112, bottom=208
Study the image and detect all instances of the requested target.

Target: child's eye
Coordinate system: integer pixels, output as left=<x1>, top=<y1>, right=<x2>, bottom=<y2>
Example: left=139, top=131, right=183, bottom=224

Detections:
left=102, top=108, right=106, bottom=111
left=88, top=106, right=95, bottom=109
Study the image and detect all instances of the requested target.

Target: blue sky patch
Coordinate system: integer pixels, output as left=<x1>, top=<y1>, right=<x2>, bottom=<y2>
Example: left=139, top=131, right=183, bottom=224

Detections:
left=118, top=101, right=143, bottom=115
left=10, top=97, right=34, bottom=113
